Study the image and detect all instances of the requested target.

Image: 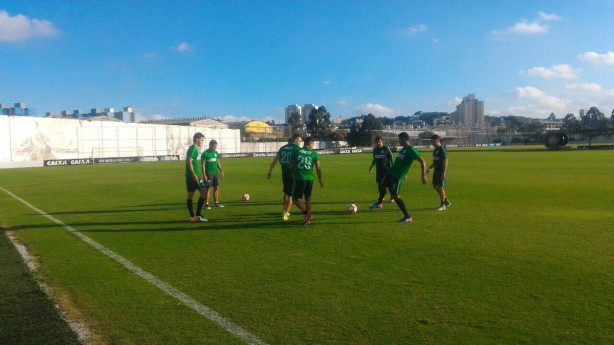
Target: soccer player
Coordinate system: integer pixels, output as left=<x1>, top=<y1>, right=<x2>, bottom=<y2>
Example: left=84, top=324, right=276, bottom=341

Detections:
left=426, top=134, right=451, bottom=211
left=378, top=132, right=427, bottom=223
left=290, top=137, right=323, bottom=226
left=267, top=134, right=302, bottom=221
left=201, top=139, right=225, bottom=209
left=368, top=136, right=394, bottom=209
left=185, top=132, right=207, bottom=222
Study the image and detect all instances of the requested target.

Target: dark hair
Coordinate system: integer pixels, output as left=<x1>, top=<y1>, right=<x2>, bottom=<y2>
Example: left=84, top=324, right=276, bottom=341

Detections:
left=304, top=137, right=315, bottom=146
left=192, top=132, right=204, bottom=142
left=374, top=136, right=382, bottom=142
left=291, top=133, right=302, bottom=142
left=209, top=139, right=217, bottom=146
left=430, top=134, right=440, bottom=141
left=398, top=132, right=410, bottom=141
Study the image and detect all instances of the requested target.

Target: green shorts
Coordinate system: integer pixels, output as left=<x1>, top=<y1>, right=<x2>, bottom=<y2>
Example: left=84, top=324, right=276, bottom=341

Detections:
left=432, top=171, right=446, bottom=187
left=292, top=180, right=314, bottom=200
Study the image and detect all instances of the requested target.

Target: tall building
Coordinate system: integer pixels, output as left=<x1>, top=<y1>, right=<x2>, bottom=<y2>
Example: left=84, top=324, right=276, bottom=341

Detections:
left=285, top=104, right=302, bottom=124
left=451, top=94, right=484, bottom=127
left=579, top=109, right=585, bottom=118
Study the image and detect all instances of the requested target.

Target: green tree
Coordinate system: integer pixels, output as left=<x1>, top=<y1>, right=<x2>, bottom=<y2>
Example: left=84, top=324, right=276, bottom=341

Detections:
left=307, top=106, right=333, bottom=139
left=563, top=113, right=581, bottom=132
left=347, top=114, right=382, bottom=146
left=581, top=107, right=609, bottom=145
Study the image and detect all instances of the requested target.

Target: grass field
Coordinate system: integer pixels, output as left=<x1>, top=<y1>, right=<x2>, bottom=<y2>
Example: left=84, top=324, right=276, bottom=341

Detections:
left=1, top=147, right=613, bottom=344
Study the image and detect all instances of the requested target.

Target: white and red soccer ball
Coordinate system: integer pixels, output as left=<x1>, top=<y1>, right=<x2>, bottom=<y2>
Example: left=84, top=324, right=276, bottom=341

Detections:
left=241, top=193, right=250, bottom=201
left=347, top=203, right=357, bottom=214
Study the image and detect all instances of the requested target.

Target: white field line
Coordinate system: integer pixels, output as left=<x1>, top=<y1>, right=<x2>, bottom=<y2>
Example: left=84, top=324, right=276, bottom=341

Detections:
left=1, top=186, right=269, bottom=345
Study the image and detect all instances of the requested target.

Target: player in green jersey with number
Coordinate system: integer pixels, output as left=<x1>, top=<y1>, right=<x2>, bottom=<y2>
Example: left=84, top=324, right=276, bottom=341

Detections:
left=185, top=132, right=207, bottom=222
left=290, top=137, right=323, bottom=226
left=201, top=139, right=225, bottom=209
left=426, top=134, right=451, bottom=211
left=378, top=132, right=427, bottom=223
left=267, top=134, right=302, bottom=221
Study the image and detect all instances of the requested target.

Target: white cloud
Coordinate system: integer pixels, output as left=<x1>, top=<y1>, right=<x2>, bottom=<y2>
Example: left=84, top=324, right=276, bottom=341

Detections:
left=403, top=24, right=429, bottom=35
left=566, top=83, right=602, bottom=93
left=174, top=42, right=193, bottom=52
left=577, top=51, right=614, bottom=65
left=0, top=10, right=59, bottom=42
left=355, top=103, right=395, bottom=117
left=514, top=86, right=568, bottom=110
left=523, top=64, right=579, bottom=79
left=492, top=20, right=548, bottom=37
left=538, top=12, right=561, bottom=21
left=492, top=12, right=560, bottom=38
left=222, top=115, right=251, bottom=122
left=337, top=100, right=349, bottom=106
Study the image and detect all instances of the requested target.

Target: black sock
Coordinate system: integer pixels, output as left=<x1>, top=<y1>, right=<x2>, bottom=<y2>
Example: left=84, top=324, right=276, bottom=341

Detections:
left=396, top=198, right=411, bottom=218
left=187, top=199, right=194, bottom=217
left=196, top=197, right=205, bottom=216
left=377, top=192, right=386, bottom=204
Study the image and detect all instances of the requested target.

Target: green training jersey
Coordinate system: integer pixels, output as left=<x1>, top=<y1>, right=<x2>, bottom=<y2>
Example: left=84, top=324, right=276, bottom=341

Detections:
left=432, top=146, right=447, bottom=172
left=388, top=145, right=421, bottom=179
left=370, top=146, right=394, bottom=173
left=292, top=146, right=320, bottom=181
left=277, top=143, right=299, bottom=174
left=185, top=145, right=201, bottom=179
left=201, top=150, right=220, bottom=174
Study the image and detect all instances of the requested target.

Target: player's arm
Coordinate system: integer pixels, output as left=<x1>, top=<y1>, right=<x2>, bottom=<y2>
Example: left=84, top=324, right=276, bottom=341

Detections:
left=441, top=157, right=448, bottom=181
left=267, top=154, right=280, bottom=179
left=217, top=161, right=224, bottom=178
left=187, top=156, right=199, bottom=183
left=426, top=161, right=434, bottom=175
left=315, top=161, right=323, bottom=187
left=418, top=157, right=428, bottom=185
left=201, top=160, right=208, bottom=182
left=369, top=157, right=376, bottom=173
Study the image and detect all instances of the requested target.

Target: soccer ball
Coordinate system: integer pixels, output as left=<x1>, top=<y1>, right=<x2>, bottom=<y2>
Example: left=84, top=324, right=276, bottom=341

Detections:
left=241, top=193, right=250, bottom=201
left=347, top=203, right=357, bottom=214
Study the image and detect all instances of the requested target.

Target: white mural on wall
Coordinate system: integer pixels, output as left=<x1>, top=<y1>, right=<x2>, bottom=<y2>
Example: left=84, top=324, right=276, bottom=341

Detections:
left=0, top=115, right=241, bottom=163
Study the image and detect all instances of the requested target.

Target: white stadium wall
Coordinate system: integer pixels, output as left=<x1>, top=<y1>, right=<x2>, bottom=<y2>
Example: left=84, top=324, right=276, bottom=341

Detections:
left=0, top=116, right=240, bottom=167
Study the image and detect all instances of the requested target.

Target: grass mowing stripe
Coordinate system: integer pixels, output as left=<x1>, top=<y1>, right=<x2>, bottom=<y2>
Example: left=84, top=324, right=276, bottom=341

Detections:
left=0, top=186, right=269, bottom=345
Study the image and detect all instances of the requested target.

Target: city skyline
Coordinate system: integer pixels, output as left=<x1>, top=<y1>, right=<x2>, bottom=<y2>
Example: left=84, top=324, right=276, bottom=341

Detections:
left=1, top=1, right=614, bottom=123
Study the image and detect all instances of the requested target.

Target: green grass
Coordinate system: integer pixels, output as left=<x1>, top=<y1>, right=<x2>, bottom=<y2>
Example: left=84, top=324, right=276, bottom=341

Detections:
left=1, top=147, right=613, bottom=344
left=0, top=230, right=82, bottom=345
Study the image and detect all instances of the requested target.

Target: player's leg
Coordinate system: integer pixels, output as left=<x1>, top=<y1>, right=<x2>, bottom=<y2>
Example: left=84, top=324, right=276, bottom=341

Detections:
left=371, top=175, right=386, bottom=209
left=292, top=180, right=307, bottom=216
left=282, top=172, right=293, bottom=219
left=186, top=178, right=199, bottom=221
left=302, top=181, right=314, bottom=225
left=211, top=175, right=223, bottom=207
left=196, top=188, right=206, bottom=217
left=389, top=178, right=412, bottom=222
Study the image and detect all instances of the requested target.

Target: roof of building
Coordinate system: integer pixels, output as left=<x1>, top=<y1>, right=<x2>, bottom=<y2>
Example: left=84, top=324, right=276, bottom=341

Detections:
left=244, top=120, right=272, bottom=134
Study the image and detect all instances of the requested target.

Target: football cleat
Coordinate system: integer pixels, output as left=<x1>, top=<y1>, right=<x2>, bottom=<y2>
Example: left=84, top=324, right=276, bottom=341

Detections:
left=398, top=217, right=414, bottom=223
left=444, top=200, right=451, bottom=207
left=282, top=212, right=290, bottom=221
left=369, top=202, right=383, bottom=210
left=205, top=204, right=211, bottom=210
left=303, top=213, right=313, bottom=226
left=196, top=216, right=208, bottom=222
left=436, top=205, right=447, bottom=211
left=190, top=217, right=198, bottom=222
left=214, top=203, right=224, bottom=208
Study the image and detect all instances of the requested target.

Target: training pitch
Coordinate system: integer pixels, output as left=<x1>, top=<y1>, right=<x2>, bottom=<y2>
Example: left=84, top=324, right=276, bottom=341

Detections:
left=1, top=147, right=613, bottom=344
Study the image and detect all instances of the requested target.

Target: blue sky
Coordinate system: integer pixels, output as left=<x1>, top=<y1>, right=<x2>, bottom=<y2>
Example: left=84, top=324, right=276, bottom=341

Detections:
left=1, top=0, right=614, bottom=122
